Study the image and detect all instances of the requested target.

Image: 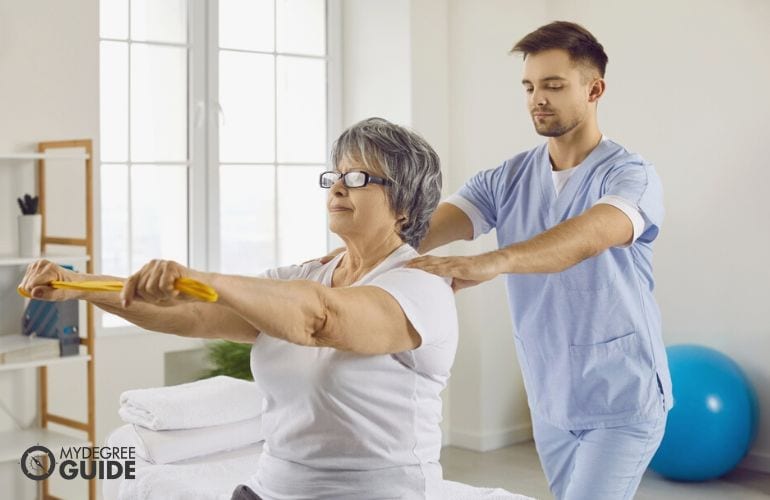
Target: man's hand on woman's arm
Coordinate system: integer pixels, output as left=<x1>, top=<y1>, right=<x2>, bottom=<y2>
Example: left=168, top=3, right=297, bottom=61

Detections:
left=408, top=204, right=634, bottom=290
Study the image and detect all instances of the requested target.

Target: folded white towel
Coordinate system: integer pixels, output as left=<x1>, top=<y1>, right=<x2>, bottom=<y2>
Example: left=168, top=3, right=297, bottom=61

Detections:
left=103, top=427, right=263, bottom=500
left=103, top=425, right=153, bottom=500
left=119, top=376, right=263, bottom=430
left=133, top=417, right=263, bottom=464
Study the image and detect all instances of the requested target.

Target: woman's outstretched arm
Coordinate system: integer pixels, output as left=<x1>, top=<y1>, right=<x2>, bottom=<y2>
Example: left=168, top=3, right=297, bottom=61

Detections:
left=122, top=260, right=423, bottom=355
left=19, top=259, right=259, bottom=343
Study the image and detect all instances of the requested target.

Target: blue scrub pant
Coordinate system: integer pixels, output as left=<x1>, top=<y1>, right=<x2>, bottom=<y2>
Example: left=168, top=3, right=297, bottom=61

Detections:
left=532, top=414, right=667, bottom=500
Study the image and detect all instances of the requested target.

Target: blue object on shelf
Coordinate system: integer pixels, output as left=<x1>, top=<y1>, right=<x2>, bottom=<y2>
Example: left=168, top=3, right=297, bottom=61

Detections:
left=22, top=300, right=80, bottom=356
left=20, top=263, right=81, bottom=356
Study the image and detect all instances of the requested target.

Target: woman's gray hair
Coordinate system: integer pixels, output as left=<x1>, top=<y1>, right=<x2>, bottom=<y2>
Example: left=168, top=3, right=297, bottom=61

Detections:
left=330, top=117, right=442, bottom=249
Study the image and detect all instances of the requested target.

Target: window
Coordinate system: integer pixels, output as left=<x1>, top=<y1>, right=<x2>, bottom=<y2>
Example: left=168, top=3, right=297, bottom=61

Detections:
left=216, top=0, right=329, bottom=274
left=99, top=0, right=336, bottom=329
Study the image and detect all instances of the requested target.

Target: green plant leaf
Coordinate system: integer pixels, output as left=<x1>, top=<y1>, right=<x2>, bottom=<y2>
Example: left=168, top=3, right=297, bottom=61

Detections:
left=198, top=340, right=253, bottom=381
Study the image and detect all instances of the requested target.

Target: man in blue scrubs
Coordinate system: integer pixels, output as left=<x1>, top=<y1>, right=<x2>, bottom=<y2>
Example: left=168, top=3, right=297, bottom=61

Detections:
left=408, top=21, right=672, bottom=500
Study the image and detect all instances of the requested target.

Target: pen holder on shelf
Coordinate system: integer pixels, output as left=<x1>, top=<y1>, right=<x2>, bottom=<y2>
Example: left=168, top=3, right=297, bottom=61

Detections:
left=18, top=214, right=42, bottom=258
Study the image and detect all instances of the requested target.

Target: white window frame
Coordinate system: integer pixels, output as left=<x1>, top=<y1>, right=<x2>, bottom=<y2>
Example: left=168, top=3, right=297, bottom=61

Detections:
left=98, top=0, right=194, bottom=335
left=99, top=0, right=342, bottom=336
left=204, top=0, right=342, bottom=273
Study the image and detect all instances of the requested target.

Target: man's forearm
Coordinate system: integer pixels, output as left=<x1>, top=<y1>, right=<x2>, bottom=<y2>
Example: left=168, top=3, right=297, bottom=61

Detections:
left=418, top=203, right=475, bottom=254
left=491, top=209, right=612, bottom=274
left=407, top=203, right=632, bottom=289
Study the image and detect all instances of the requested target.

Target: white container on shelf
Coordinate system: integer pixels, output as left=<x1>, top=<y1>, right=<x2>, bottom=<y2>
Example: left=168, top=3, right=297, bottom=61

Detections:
left=17, top=214, right=42, bottom=258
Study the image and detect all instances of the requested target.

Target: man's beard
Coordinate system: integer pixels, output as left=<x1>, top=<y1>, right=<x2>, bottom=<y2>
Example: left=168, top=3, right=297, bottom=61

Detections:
left=532, top=113, right=581, bottom=137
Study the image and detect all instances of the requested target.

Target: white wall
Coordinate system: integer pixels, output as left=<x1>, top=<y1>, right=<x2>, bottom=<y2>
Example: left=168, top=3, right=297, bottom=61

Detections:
left=342, top=0, right=412, bottom=125
left=0, top=1, right=207, bottom=498
left=341, top=0, right=451, bottom=163
left=0, top=0, right=100, bottom=252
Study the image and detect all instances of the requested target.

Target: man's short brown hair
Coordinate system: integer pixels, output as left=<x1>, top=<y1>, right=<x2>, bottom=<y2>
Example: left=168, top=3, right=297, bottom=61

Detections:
left=511, top=21, right=608, bottom=77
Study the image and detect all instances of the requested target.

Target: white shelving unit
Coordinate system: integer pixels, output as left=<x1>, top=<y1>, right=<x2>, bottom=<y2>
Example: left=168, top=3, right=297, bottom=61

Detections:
left=0, top=139, right=96, bottom=500
left=0, top=254, right=90, bottom=267
left=0, top=152, right=90, bottom=161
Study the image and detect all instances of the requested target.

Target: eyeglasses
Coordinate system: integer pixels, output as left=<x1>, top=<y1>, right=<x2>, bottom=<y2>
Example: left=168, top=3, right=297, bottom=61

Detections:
left=319, top=170, right=390, bottom=189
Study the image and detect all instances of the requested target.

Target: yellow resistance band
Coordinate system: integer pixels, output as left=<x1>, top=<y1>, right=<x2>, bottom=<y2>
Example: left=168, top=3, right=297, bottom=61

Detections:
left=18, top=277, right=218, bottom=303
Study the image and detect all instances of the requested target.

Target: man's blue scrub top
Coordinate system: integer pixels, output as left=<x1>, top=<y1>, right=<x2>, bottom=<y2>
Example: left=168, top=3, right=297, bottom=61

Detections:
left=451, top=138, right=673, bottom=429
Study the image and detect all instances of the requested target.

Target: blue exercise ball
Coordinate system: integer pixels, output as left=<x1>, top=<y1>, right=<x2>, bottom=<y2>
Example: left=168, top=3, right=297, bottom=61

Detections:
left=650, top=344, right=758, bottom=481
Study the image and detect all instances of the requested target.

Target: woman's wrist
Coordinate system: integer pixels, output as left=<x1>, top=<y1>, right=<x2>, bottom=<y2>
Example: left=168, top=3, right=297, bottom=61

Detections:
left=189, top=270, right=225, bottom=304
left=60, top=271, right=86, bottom=301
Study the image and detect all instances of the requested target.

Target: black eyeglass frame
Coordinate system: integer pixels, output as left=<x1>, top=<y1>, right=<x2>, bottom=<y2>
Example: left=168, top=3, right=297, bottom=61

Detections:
left=318, top=170, right=390, bottom=189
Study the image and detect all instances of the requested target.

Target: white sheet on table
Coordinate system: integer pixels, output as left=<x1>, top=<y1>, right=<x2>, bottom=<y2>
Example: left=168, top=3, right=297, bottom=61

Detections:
left=116, top=451, right=535, bottom=500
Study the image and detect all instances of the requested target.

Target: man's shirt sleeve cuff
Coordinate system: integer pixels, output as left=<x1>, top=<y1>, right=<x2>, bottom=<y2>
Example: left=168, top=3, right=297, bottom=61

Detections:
left=444, top=193, right=493, bottom=239
left=594, top=195, right=645, bottom=248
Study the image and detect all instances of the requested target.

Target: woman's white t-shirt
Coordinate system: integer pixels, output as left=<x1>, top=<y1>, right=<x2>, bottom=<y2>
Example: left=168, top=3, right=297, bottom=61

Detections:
left=245, top=244, right=459, bottom=500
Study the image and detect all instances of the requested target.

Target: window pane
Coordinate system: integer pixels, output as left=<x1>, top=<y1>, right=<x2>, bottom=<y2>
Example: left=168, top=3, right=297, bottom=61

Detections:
left=130, top=165, right=188, bottom=269
left=219, top=165, right=275, bottom=275
left=131, top=44, right=188, bottom=162
left=131, top=0, right=187, bottom=44
left=100, top=164, right=130, bottom=277
left=219, top=51, right=275, bottom=163
left=219, top=0, right=274, bottom=52
left=100, top=42, right=128, bottom=162
left=276, top=0, right=325, bottom=56
left=277, top=166, right=327, bottom=266
left=277, top=56, right=326, bottom=163
left=101, top=163, right=132, bottom=328
left=100, top=0, right=128, bottom=39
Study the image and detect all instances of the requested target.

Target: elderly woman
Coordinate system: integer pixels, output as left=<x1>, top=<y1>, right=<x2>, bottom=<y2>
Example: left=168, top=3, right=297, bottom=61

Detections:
left=19, top=118, right=458, bottom=499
